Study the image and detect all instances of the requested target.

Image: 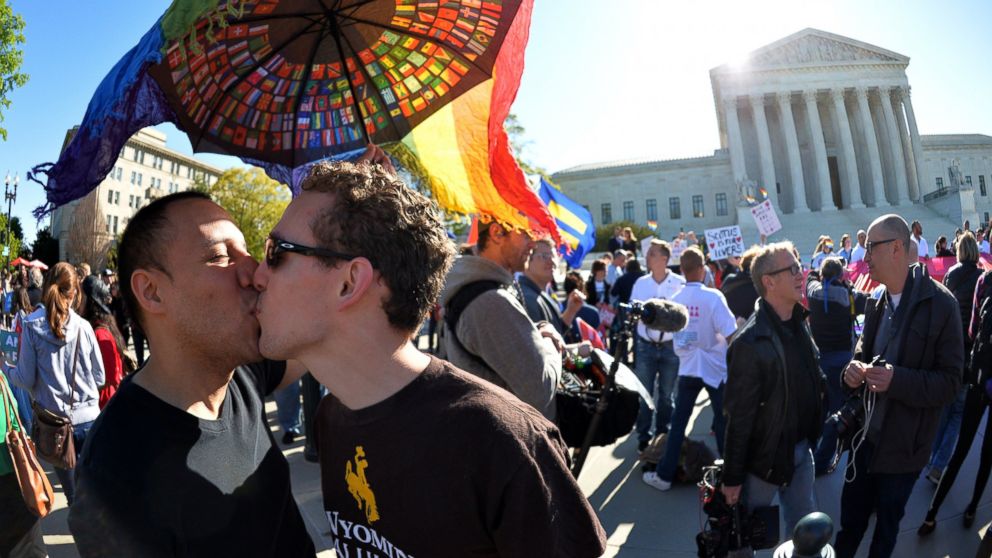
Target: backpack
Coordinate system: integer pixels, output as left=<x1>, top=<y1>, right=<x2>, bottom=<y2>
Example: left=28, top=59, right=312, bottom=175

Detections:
left=442, top=280, right=639, bottom=447
left=969, top=271, right=992, bottom=386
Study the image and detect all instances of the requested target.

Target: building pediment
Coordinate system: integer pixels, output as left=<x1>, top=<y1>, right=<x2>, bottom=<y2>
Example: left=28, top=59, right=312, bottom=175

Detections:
left=714, top=29, right=908, bottom=73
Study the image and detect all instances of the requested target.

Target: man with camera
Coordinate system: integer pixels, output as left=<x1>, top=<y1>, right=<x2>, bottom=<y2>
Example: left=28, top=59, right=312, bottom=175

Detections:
left=833, top=214, right=963, bottom=558
left=721, top=242, right=825, bottom=537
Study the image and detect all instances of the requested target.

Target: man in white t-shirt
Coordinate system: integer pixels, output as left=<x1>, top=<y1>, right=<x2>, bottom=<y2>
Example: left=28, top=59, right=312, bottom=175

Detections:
left=979, top=229, right=991, bottom=254
left=643, top=246, right=737, bottom=491
left=911, top=221, right=929, bottom=259
left=630, top=239, right=686, bottom=451
left=850, top=230, right=867, bottom=263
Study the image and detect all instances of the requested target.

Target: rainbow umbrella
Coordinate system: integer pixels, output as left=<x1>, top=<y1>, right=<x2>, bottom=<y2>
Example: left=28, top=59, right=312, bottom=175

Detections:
left=29, top=0, right=557, bottom=239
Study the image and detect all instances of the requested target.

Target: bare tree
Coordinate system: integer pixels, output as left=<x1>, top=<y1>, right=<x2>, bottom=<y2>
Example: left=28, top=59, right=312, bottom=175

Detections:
left=65, top=190, right=110, bottom=270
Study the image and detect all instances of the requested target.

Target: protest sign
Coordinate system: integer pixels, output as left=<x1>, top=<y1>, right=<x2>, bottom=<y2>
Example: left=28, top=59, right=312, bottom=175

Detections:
left=704, top=225, right=744, bottom=259
left=750, top=200, right=782, bottom=236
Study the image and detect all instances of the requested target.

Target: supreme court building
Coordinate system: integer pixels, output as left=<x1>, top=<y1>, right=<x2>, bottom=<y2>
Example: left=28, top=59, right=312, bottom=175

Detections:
left=553, top=29, right=992, bottom=254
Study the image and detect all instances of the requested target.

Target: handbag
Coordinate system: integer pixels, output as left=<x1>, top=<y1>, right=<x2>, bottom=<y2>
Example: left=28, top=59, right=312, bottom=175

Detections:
left=31, top=337, right=79, bottom=470
left=1, top=372, right=55, bottom=517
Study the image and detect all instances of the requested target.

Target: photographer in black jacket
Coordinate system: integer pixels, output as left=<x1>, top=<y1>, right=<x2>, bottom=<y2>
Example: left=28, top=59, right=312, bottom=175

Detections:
left=722, top=242, right=825, bottom=537
left=834, top=214, right=963, bottom=558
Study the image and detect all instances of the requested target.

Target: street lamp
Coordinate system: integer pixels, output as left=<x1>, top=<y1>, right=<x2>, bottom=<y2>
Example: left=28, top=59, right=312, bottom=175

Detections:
left=4, top=173, right=17, bottom=270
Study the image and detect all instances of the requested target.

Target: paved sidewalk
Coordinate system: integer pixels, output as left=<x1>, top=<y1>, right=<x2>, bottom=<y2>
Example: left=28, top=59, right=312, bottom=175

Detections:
left=36, top=391, right=992, bottom=557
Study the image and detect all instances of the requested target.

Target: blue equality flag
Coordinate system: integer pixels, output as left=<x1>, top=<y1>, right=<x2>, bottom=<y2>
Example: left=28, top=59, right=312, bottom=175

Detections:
left=538, top=178, right=595, bottom=268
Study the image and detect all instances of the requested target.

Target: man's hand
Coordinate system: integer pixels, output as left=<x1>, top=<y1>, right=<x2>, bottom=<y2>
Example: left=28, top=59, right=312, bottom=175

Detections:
left=561, top=290, right=586, bottom=327
left=356, top=143, right=397, bottom=177
left=865, top=364, right=895, bottom=393
left=843, top=360, right=868, bottom=388
left=721, top=484, right=742, bottom=505
left=565, top=289, right=585, bottom=314
left=575, top=340, right=592, bottom=358
left=537, top=322, right=566, bottom=354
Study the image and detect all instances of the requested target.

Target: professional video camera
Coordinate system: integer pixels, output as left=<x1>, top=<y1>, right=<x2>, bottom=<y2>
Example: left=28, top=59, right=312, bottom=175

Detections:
left=696, top=460, right=779, bottom=558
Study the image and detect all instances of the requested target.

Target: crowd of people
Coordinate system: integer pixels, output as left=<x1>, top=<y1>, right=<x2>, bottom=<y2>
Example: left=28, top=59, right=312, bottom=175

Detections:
left=5, top=143, right=992, bottom=557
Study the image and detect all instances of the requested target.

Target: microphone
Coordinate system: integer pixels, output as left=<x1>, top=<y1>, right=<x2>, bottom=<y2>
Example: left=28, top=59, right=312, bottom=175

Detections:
left=622, top=299, right=689, bottom=332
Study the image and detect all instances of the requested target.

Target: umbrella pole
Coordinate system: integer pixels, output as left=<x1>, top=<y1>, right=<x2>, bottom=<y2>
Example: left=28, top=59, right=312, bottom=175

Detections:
left=327, top=16, right=371, bottom=146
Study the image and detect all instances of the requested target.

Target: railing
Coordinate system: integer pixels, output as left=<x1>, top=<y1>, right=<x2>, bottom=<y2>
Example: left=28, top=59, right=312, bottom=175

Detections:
left=923, top=186, right=958, bottom=203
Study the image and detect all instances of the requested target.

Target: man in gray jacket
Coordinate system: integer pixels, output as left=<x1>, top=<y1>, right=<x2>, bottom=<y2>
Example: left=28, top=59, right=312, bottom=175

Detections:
left=439, top=221, right=563, bottom=420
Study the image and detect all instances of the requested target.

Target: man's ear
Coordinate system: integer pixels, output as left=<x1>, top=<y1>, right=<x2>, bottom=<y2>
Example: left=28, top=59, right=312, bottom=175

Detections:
left=337, top=258, right=377, bottom=311
left=131, top=269, right=167, bottom=318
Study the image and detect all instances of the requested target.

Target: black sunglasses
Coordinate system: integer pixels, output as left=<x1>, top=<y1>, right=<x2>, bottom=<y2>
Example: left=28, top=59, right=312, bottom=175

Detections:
left=865, top=238, right=897, bottom=255
left=768, top=262, right=801, bottom=277
left=264, top=236, right=359, bottom=269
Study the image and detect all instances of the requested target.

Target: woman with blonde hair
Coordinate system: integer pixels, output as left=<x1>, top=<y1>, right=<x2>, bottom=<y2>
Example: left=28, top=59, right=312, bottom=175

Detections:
left=622, top=227, right=638, bottom=258
left=10, top=262, right=105, bottom=506
left=810, top=236, right=834, bottom=270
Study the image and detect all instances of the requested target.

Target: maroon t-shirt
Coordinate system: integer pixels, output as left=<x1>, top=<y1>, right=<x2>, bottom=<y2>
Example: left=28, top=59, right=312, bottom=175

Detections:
left=316, top=357, right=607, bottom=557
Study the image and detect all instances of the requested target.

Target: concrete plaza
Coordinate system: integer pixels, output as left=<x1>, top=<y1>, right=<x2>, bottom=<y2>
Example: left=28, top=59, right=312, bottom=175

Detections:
left=33, top=388, right=992, bottom=558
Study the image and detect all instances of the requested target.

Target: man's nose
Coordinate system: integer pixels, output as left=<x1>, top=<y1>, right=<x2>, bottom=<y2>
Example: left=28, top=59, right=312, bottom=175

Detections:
left=238, top=254, right=260, bottom=289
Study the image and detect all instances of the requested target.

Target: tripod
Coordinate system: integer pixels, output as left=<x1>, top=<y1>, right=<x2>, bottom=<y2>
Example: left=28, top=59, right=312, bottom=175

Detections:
left=571, top=306, right=641, bottom=477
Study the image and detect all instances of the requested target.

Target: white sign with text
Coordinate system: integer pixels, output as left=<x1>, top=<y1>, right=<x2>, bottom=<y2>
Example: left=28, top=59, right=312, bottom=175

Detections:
left=704, top=225, right=744, bottom=259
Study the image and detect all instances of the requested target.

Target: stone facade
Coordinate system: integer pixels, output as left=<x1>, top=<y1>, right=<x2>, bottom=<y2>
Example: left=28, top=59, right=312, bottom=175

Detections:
left=553, top=29, right=992, bottom=255
left=51, top=127, right=222, bottom=266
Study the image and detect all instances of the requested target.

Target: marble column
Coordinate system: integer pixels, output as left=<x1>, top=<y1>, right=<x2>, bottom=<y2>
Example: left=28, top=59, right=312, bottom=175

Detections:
left=830, top=89, right=863, bottom=208
left=900, top=87, right=927, bottom=198
left=776, top=92, right=808, bottom=213
left=749, top=94, right=778, bottom=206
left=854, top=86, right=886, bottom=207
left=894, top=93, right=920, bottom=201
left=723, top=97, right=747, bottom=184
left=878, top=86, right=910, bottom=204
left=803, top=90, right=831, bottom=210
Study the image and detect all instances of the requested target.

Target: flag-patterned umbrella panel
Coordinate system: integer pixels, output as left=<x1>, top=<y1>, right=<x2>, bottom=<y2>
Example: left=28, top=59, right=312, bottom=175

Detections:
left=151, top=0, right=518, bottom=168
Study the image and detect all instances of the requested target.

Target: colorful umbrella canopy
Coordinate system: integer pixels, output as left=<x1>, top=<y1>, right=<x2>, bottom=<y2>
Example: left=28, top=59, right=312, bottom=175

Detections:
left=9, top=257, right=28, bottom=267
left=28, top=260, right=49, bottom=271
left=29, top=0, right=559, bottom=242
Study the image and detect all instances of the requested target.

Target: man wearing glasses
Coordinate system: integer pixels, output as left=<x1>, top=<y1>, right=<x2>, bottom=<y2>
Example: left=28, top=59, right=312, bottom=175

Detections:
left=519, top=237, right=585, bottom=338
left=721, top=242, right=825, bottom=538
left=437, top=218, right=564, bottom=421
left=252, top=160, right=606, bottom=557
left=834, top=215, right=962, bottom=558
left=69, top=192, right=314, bottom=556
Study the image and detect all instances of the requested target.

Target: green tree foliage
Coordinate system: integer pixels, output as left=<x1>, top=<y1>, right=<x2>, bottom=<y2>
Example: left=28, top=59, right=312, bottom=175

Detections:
left=504, top=113, right=551, bottom=180
left=0, top=1, right=27, bottom=141
left=201, top=167, right=291, bottom=260
left=31, top=226, right=59, bottom=267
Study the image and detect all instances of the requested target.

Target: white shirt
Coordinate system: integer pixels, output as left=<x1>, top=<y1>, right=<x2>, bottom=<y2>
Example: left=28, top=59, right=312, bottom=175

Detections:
left=982, top=240, right=991, bottom=254
left=606, top=264, right=623, bottom=286
left=915, top=235, right=929, bottom=258
left=671, top=283, right=737, bottom=388
left=850, top=244, right=866, bottom=263
left=631, top=270, right=686, bottom=342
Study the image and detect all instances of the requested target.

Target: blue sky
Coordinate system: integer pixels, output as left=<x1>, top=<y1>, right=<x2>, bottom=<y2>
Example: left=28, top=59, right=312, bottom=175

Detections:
left=1, top=0, right=990, bottom=243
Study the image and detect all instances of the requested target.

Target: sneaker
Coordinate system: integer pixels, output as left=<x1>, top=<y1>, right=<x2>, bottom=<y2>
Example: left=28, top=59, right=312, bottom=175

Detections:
left=642, top=471, right=671, bottom=492
left=281, top=430, right=298, bottom=445
left=637, top=439, right=649, bottom=452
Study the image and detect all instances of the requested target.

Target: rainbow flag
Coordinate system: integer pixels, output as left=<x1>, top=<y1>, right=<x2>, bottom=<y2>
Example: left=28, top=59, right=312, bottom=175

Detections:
left=647, top=220, right=658, bottom=231
left=386, top=0, right=558, bottom=242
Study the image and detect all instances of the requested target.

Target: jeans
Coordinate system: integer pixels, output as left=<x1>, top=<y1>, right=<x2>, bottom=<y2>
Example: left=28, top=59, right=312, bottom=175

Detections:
left=633, top=339, right=679, bottom=442
left=655, top=376, right=724, bottom=483
left=928, top=386, right=967, bottom=472
left=813, top=350, right=852, bottom=473
left=274, top=379, right=302, bottom=435
left=834, top=441, right=918, bottom=558
left=53, top=419, right=94, bottom=506
left=745, top=441, right=817, bottom=538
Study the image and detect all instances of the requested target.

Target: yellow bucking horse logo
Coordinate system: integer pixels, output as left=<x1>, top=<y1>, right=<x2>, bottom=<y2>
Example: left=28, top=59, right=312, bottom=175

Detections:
left=345, top=446, right=380, bottom=524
